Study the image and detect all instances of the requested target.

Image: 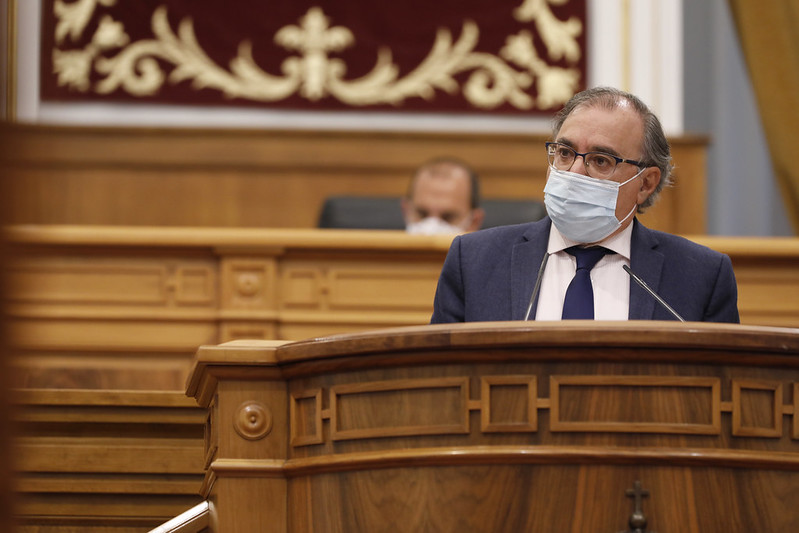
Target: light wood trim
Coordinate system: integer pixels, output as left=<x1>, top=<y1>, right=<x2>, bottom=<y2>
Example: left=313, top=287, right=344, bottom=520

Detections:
left=278, top=320, right=799, bottom=363
left=15, top=388, right=207, bottom=530
left=206, top=446, right=799, bottom=477
left=275, top=446, right=799, bottom=474
left=6, top=225, right=799, bottom=398
left=3, top=224, right=453, bottom=249
left=148, top=501, right=210, bottom=533
left=6, top=224, right=799, bottom=255
left=13, top=388, right=197, bottom=407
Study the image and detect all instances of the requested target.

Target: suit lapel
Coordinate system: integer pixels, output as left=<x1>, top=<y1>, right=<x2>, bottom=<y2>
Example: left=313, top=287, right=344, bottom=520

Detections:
left=511, top=218, right=551, bottom=320
left=628, top=220, right=664, bottom=319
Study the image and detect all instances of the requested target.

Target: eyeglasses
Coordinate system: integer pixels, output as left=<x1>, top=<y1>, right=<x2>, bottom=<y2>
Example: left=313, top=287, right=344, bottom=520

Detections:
left=545, top=142, right=646, bottom=180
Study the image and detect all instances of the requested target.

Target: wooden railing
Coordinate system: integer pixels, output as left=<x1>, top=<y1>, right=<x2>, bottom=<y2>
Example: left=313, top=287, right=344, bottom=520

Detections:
left=5, top=225, right=799, bottom=393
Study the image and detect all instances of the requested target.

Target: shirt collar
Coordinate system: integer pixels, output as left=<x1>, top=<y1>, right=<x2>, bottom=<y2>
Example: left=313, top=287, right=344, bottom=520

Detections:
left=547, top=220, right=634, bottom=260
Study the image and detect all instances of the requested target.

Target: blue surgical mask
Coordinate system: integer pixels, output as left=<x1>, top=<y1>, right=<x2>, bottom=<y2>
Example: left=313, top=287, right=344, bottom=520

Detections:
left=544, top=166, right=643, bottom=244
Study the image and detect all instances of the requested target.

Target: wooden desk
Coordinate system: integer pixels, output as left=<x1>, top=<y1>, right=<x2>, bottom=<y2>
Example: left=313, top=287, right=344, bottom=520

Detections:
left=4, top=225, right=799, bottom=392
left=182, top=321, right=799, bottom=532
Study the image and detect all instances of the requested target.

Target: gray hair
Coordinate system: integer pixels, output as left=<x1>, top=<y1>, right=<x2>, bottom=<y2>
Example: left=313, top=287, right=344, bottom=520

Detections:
left=551, top=86, right=674, bottom=212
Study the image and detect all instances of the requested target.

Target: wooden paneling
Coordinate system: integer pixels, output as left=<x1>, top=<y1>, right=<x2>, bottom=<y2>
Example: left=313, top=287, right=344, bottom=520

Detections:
left=13, top=389, right=206, bottom=532
left=184, top=322, right=799, bottom=532
left=4, top=225, right=799, bottom=395
left=0, top=124, right=707, bottom=234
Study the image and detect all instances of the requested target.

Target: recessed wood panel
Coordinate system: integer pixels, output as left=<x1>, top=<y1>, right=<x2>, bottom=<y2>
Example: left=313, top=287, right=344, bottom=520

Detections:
left=8, top=264, right=168, bottom=304
left=327, top=268, right=439, bottom=310
left=330, top=378, right=470, bottom=440
left=550, top=375, right=721, bottom=434
left=480, top=375, right=537, bottom=433
left=291, top=389, right=324, bottom=447
left=732, top=380, right=783, bottom=438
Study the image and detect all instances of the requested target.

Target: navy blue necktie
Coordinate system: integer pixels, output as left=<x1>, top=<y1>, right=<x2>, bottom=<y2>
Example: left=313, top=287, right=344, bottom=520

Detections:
left=562, top=246, right=612, bottom=319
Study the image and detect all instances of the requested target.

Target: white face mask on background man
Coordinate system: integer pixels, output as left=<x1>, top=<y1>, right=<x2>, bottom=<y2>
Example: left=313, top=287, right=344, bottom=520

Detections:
left=543, top=166, right=643, bottom=244
left=406, top=216, right=471, bottom=235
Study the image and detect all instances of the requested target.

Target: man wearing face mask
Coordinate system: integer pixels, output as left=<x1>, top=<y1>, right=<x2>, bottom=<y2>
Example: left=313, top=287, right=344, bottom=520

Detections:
left=430, top=86, right=740, bottom=323
left=402, top=157, right=485, bottom=235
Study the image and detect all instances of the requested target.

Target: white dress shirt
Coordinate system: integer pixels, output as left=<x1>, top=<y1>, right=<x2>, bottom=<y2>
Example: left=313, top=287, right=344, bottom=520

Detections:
left=534, top=223, right=633, bottom=320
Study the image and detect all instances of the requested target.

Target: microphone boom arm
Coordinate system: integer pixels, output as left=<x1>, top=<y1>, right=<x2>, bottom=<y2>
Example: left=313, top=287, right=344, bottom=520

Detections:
left=623, top=264, right=685, bottom=322
left=524, top=253, right=550, bottom=321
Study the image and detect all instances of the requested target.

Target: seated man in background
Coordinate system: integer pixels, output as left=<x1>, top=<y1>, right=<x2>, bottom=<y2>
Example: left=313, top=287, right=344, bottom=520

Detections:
left=430, top=86, right=739, bottom=324
left=402, top=157, right=485, bottom=235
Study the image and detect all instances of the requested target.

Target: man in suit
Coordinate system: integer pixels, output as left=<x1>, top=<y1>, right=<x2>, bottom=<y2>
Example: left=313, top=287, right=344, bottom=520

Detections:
left=431, top=87, right=740, bottom=323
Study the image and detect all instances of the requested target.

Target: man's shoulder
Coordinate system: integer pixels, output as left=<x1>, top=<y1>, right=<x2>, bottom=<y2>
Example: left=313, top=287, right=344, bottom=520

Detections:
left=635, top=223, right=727, bottom=260
left=460, top=218, right=550, bottom=245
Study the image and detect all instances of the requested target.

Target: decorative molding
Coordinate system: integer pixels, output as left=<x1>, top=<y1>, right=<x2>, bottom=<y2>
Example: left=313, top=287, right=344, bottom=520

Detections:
left=550, top=375, right=722, bottom=434
left=329, top=377, right=470, bottom=441
left=481, top=375, right=538, bottom=433
left=290, top=388, right=323, bottom=447
left=6, top=261, right=216, bottom=307
left=289, top=374, right=798, bottom=447
left=233, top=400, right=273, bottom=441
left=49, top=1, right=584, bottom=111
left=732, top=380, right=783, bottom=438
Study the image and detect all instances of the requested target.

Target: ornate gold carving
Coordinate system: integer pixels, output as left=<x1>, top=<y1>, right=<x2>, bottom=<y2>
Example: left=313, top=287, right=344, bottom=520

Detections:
left=233, top=400, right=273, bottom=441
left=54, top=0, right=117, bottom=45
left=53, top=0, right=130, bottom=92
left=51, top=1, right=583, bottom=109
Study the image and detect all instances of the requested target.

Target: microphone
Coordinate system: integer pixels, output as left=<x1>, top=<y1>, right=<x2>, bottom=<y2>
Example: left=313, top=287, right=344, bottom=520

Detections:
left=523, top=253, right=550, bottom=321
left=622, top=264, right=685, bottom=322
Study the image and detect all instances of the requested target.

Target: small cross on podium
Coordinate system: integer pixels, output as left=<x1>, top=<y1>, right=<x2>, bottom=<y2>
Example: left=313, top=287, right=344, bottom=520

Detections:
left=618, top=480, right=656, bottom=533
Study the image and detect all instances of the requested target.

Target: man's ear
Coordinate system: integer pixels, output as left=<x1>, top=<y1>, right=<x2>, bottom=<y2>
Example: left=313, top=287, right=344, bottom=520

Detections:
left=637, top=167, right=661, bottom=204
left=468, top=207, right=485, bottom=231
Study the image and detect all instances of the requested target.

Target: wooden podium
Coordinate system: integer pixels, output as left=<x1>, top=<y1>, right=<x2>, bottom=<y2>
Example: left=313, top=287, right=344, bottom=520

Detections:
left=183, top=321, right=799, bottom=532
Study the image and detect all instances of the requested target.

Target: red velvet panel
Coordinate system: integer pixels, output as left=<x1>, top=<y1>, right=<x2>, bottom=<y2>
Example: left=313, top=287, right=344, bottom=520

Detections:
left=41, top=0, right=586, bottom=115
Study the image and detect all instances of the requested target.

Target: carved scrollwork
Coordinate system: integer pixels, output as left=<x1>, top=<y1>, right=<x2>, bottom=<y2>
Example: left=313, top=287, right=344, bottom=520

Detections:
left=51, top=1, right=583, bottom=110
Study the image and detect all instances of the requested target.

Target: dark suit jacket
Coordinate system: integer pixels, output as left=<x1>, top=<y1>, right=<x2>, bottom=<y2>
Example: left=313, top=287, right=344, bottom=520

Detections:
left=430, top=217, right=740, bottom=323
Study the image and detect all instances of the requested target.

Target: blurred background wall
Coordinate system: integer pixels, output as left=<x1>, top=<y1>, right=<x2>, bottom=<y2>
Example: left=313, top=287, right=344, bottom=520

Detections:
left=1, top=0, right=796, bottom=236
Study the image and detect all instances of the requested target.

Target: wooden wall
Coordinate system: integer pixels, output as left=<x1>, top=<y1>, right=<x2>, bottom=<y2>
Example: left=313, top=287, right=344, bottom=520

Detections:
left=6, top=225, right=799, bottom=396
left=1, top=124, right=708, bottom=234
